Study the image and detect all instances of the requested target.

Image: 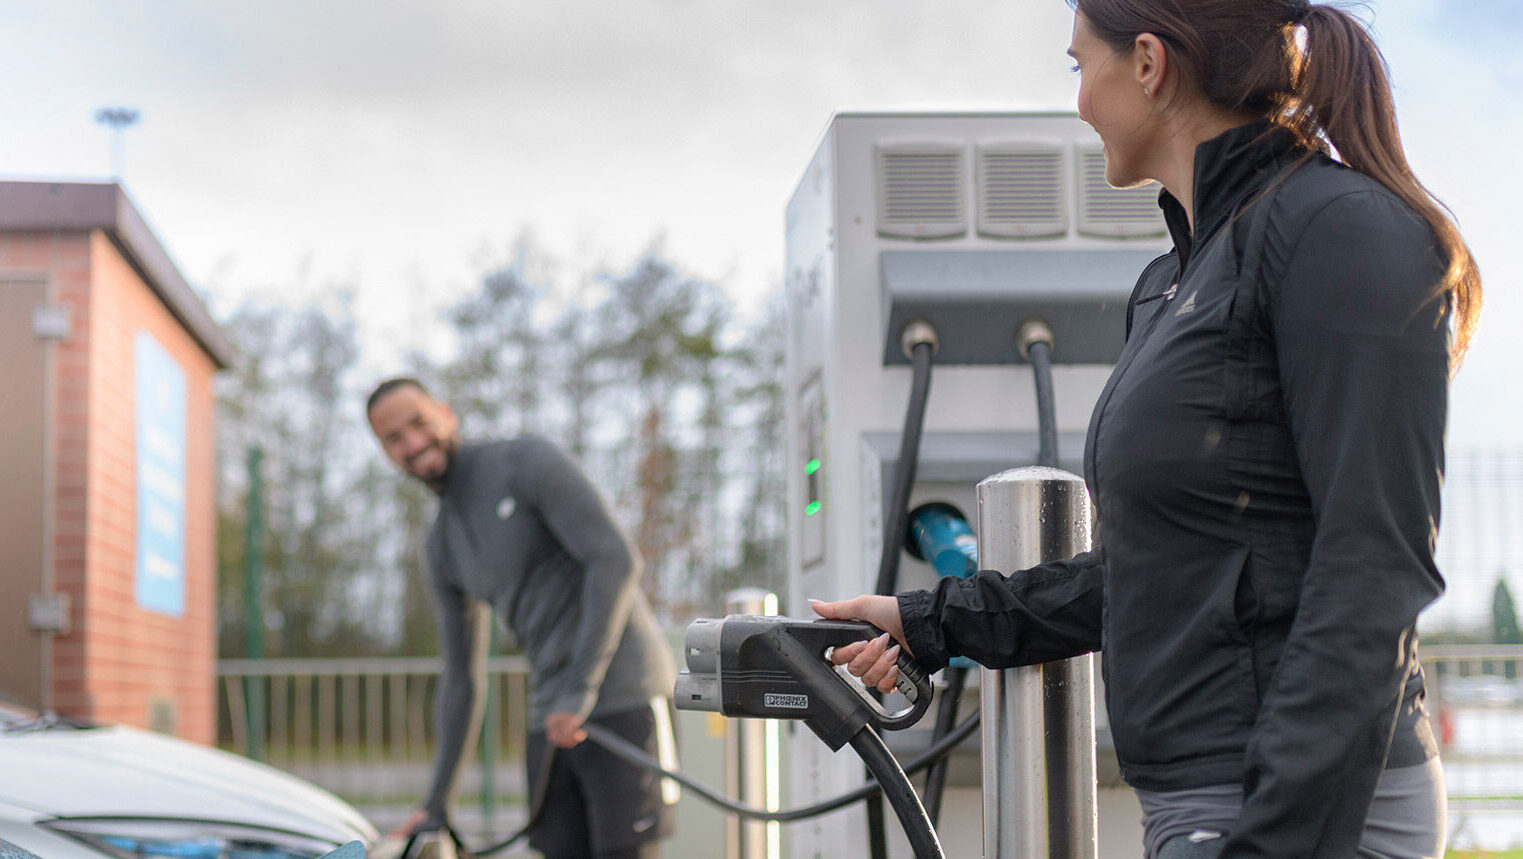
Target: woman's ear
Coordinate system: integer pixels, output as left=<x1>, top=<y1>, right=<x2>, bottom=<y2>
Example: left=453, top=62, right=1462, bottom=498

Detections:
left=1132, top=32, right=1168, bottom=97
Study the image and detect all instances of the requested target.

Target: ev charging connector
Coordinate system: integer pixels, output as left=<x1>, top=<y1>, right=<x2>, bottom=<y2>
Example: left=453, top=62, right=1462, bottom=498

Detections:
left=675, top=617, right=932, bottom=751
left=904, top=502, right=977, bottom=580
left=905, top=502, right=978, bottom=676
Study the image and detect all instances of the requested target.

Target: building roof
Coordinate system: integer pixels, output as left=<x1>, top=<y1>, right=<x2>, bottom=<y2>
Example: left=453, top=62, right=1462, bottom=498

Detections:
left=0, top=180, right=234, bottom=368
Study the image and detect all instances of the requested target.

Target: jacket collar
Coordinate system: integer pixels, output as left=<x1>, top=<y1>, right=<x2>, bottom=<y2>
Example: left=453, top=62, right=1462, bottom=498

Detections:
left=434, top=439, right=479, bottom=496
left=1158, top=119, right=1302, bottom=268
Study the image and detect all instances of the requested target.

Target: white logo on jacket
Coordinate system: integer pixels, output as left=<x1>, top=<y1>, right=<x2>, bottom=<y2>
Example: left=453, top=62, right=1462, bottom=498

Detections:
left=496, top=497, right=516, bottom=520
left=1175, top=289, right=1199, bottom=315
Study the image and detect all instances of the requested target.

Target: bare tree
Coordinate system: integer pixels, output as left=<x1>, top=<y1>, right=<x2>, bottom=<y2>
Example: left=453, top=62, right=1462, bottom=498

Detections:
left=587, top=249, right=733, bottom=614
left=216, top=292, right=386, bottom=657
left=438, top=238, right=549, bottom=437
left=707, top=293, right=788, bottom=610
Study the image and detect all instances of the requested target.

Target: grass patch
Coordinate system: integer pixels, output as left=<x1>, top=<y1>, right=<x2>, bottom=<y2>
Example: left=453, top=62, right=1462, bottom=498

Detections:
left=1449, top=850, right=1523, bottom=858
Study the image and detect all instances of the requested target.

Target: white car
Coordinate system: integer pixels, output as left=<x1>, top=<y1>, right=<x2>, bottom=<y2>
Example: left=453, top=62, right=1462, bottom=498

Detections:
left=0, top=700, right=377, bottom=859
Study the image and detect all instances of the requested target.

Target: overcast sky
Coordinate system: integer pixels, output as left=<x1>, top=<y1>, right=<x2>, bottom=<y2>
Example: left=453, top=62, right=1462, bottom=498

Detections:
left=2, top=0, right=1518, bottom=625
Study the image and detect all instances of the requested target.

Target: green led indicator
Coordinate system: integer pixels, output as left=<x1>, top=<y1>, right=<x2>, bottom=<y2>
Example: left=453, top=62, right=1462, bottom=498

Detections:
left=805, top=501, right=821, bottom=517
left=805, top=458, right=821, bottom=475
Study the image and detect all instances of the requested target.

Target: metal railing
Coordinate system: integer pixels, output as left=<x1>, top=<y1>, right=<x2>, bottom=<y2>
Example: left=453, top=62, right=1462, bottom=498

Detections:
left=217, top=646, right=1523, bottom=850
left=1421, top=644, right=1523, bottom=851
left=217, top=656, right=530, bottom=817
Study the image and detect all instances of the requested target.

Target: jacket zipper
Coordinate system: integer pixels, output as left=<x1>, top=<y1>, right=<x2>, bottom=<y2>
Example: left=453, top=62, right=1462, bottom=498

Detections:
left=1086, top=256, right=1183, bottom=502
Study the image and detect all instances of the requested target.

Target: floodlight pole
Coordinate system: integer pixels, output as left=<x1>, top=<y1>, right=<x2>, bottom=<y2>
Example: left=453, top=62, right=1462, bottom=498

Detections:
left=93, top=106, right=141, bottom=180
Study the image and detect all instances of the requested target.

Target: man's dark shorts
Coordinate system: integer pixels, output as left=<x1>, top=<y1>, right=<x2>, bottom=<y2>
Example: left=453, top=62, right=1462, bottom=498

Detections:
left=526, top=699, right=679, bottom=857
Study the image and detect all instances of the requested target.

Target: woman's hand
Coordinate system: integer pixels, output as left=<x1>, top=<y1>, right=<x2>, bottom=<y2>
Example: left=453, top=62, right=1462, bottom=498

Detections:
left=809, top=595, right=911, bottom=695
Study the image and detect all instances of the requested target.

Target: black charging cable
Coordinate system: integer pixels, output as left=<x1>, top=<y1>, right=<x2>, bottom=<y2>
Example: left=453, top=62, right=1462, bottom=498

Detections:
left=404, top=743, right=555, bottom=859
left=867, top=321, right=939, bottom=859
left=876, top=322, right=938, bottom=598
left=919, top=663, right=967, bottom=826
left=579, top=713, right=977, bottom=823
left=396, top=823, right=469, bottom=859
left=435, top=711, right=975, bottom=857
left=848, top=727, right=944, bottom=858
left=1020, top=320, right=1059, bottom=469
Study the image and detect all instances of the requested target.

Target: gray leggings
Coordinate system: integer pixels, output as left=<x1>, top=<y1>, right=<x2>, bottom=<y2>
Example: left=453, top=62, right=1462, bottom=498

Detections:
left=1150, top=758, right=1446, bottom=859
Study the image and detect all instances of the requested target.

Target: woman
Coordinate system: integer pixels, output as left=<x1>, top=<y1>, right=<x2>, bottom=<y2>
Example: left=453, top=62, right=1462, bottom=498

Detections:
left=811, top=1, right=1481, bottom=856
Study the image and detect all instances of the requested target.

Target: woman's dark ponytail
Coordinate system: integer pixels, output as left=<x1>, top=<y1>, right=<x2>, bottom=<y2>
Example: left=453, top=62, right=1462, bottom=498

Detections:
left=1286, top=4, right=1480, bottom=363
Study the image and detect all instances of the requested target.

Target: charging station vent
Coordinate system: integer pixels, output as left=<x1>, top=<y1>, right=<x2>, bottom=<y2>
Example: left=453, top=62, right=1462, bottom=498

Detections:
left=1075, top=145, right=1168, bottom=238
left=976, top=142, right=1067, bottom=239
left=876, top=142, right=967, bottom=239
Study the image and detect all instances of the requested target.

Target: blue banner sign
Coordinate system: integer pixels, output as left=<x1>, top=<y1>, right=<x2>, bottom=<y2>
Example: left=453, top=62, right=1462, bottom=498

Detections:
left=135, top=332, right=187, bottom=617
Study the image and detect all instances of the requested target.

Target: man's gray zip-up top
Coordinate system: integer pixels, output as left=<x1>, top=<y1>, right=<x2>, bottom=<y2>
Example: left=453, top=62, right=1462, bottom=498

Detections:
left=422, top=434, right=675, bottom=818
left=898, top=121, right=1448, bottom=858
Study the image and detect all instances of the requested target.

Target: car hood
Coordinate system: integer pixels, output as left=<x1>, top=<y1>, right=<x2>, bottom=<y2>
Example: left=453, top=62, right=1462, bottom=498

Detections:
left=0, top=724, right=376, bottom=843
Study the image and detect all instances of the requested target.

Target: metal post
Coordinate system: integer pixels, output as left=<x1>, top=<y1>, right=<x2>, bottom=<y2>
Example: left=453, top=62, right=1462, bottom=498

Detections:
left=480, top=624, right=499, bottom=829
left=724, top=588, right=781, bottom=859
left=244, top=447, right=265, bottom=761
left=977, top=466, right=1096, bottom=859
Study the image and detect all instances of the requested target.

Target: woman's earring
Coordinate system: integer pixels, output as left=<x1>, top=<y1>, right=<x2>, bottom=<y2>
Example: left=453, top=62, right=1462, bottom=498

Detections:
left=1143, top=85, right=1151, bottom=96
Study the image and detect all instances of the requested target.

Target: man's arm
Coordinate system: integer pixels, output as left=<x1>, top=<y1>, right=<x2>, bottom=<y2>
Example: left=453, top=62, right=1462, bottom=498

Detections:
left=420, top=539, right=491, bottom=822
left=523, top=435, right=639, bottom=728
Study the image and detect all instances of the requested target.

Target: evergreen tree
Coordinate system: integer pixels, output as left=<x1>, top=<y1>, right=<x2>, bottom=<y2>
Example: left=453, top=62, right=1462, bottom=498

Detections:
left=1494, top=576, right=1521, bottom=645
left=1494, top=575, right=1521, bottom=680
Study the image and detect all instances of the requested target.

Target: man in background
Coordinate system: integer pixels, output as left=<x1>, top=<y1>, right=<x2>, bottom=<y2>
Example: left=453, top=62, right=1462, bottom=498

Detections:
left=367, top=377, right=678, bottom=859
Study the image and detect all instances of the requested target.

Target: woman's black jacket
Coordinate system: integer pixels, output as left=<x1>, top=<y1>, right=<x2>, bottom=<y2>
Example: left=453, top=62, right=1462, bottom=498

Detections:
left=898, top=121, right=1449, bottom=858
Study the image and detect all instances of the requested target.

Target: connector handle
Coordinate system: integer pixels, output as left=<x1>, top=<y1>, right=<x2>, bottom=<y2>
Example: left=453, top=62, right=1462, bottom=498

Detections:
left=872, top=642, right=933, bottom=731
left=883, top=648, right=925, bottom=728
left=814, top=619, right=933, bottom=732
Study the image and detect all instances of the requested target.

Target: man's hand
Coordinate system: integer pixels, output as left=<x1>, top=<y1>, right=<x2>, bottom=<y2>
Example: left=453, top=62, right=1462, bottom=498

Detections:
left=545, top=711, right=587, bottom=748
left=387, top=808, right=433, bottom=839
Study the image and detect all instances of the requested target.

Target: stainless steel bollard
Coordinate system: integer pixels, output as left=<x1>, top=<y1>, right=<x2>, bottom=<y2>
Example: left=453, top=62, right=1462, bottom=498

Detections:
left=977, top=467, right=1097, bottom=859
left=724, top=588, right=780, bottom=859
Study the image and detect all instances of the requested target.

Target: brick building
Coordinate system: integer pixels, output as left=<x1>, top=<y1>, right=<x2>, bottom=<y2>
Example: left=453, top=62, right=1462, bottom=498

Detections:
left=0, top=181, right=232, bottom=743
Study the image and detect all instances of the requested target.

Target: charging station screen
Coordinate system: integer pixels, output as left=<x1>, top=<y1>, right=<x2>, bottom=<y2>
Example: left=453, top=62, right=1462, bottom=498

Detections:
left=135, top=331, right=187, bottom=617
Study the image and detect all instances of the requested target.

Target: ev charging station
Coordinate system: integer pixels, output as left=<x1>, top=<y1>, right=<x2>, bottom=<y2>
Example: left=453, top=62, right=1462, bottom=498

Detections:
left=781, top=112, right=1170, bottom=858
